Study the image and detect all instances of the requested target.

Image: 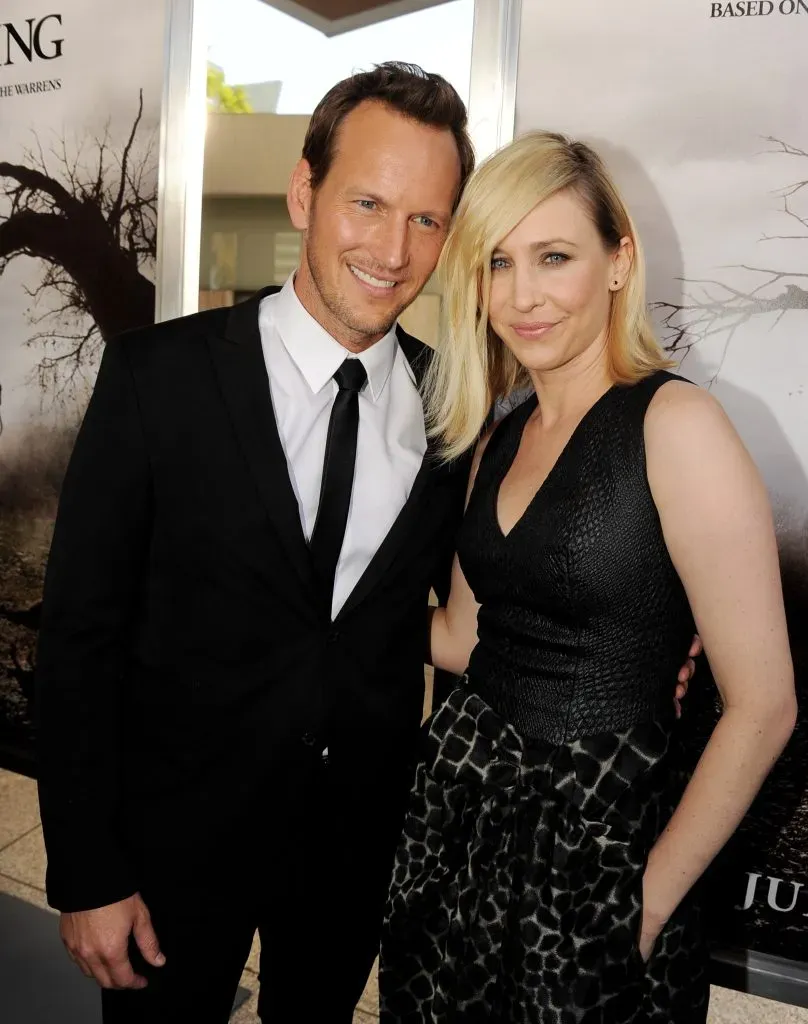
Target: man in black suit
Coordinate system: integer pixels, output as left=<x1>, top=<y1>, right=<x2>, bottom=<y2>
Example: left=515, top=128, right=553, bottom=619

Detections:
left=35, top=62, right=475, bottom=1024
left=35, top=61, right=696, bottom=1022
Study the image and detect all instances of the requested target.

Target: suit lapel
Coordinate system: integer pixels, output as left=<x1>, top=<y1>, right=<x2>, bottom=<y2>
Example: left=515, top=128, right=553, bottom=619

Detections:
left=207, top=286, right=318, bottom=607
left=335, top=327, right=442, bottom=622
left=209, top=299, right=450, bottom=621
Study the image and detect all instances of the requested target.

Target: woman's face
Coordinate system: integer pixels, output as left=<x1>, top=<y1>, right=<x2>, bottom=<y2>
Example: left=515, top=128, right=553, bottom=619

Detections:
left=487, top=188, right=631, bottom=376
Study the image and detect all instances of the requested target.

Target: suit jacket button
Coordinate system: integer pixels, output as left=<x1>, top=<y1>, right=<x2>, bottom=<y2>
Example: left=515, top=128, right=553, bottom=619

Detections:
left=301, top=732, right=318, bottom=747
left=327, top=629, right=340, bottom=643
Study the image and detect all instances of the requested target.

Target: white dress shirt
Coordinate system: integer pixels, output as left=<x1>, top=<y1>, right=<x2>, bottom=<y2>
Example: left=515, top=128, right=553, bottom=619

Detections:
left=259, top=276, right=427, bottom=619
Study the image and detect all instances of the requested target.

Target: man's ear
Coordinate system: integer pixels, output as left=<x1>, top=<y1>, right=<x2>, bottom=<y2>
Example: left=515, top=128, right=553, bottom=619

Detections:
left=288, top=158, right=313, bottom=231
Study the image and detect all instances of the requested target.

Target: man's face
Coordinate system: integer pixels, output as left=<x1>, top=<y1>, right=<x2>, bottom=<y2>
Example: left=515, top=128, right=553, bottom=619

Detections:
left=288, top=100, right=462, bottom=351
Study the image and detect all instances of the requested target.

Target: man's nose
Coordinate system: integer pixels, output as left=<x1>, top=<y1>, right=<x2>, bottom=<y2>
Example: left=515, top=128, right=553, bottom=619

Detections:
left=374, top=217, right=409, bottom=272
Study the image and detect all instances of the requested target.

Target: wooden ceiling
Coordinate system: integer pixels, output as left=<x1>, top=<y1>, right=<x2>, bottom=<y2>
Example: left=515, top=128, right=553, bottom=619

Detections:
left=259, top=0, right=452, bottom=36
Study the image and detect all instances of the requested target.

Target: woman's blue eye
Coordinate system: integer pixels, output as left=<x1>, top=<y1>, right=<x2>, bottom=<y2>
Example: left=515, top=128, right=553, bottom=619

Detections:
left=544, top=252, right=569, bottom=265
left=491, top=257, right=508, bottom=271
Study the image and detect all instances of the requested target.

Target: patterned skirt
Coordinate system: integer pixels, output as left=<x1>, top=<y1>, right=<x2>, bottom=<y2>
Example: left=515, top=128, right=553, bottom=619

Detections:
left=379, top=688, right=709, bottom=1023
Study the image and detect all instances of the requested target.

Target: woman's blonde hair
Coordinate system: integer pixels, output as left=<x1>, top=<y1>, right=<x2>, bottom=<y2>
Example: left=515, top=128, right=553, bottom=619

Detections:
left=424, top=130, right=674, bottom=460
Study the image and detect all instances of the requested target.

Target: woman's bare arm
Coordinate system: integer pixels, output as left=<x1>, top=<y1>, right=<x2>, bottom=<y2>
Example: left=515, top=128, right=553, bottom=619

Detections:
left=428, top=429, right=494, bottom=675
left=639, top=381, right=796, bottom=954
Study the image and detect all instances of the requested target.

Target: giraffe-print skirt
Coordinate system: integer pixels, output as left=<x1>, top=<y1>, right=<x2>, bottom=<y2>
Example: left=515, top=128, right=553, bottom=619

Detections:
left=379, top=687, right=709, bottom=1023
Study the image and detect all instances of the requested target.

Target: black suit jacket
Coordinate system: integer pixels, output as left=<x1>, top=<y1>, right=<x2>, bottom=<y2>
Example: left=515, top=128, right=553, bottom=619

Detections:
left=35, top=286, right=471, bottom=912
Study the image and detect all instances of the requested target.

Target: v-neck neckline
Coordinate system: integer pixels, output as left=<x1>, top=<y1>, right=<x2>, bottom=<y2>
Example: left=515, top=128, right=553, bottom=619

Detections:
left=493, top=384, right=618, bottom=540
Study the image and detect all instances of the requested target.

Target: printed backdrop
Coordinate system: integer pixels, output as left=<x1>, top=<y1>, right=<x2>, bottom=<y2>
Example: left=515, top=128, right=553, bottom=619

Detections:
left=0, top=2, right=165, bottom=775
left=514, top=0, right=808, bottom=968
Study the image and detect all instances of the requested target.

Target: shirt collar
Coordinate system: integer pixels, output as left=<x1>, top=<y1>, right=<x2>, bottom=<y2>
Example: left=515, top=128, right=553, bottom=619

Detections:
left=272, top=275, right=398, bottom=401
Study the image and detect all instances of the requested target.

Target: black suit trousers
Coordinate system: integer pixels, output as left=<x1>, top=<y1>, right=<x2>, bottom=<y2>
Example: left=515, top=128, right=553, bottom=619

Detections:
left=102, top=750, right=390, bottom=1023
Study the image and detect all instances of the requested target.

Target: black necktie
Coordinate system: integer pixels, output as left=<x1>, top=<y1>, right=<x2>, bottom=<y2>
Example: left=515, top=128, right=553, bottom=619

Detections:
left=310, top=357, right=368, bottom=606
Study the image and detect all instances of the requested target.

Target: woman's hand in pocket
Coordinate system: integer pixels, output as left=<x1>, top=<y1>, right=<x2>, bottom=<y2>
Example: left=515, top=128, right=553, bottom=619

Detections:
left=638, top=922, right=661, bottom=963
left=637, top=895, right=668, bottom=963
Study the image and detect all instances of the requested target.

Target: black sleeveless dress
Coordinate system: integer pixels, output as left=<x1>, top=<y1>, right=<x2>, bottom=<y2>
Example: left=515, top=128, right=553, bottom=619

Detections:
left=379, top=371, right=710, bottom=1023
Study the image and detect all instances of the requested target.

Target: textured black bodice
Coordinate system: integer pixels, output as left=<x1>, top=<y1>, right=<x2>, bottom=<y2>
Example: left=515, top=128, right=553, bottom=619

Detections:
left=458, top=371, right=695, bottom=744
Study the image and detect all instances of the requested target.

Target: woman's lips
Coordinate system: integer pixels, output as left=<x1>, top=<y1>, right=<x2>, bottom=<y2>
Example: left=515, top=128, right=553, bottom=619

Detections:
left=511, top=321, right=558, bottom=339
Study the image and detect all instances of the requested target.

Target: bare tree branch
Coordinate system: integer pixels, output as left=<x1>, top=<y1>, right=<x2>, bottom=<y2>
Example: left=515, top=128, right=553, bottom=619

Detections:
left=0, top=162, right=77, bottom=211
left=723, top=265, right=808, bottom=279
left=652, top=139, right=807, bottom=387
left=779, top=179, right=808, bottom=197
left=0, top=96, right=157, bottom=395
left=110, top=89, right=144, bottom=234
left=764, top=137, right=808, bottom=159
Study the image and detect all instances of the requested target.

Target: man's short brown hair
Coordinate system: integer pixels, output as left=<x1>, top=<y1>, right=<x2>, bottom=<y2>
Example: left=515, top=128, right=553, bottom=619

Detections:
left=302, top=61, right=475, bottom=209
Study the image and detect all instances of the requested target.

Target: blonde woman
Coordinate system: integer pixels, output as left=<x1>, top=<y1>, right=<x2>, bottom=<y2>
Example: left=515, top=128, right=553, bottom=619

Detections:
left=379, top=132, right=796, bottom=1023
